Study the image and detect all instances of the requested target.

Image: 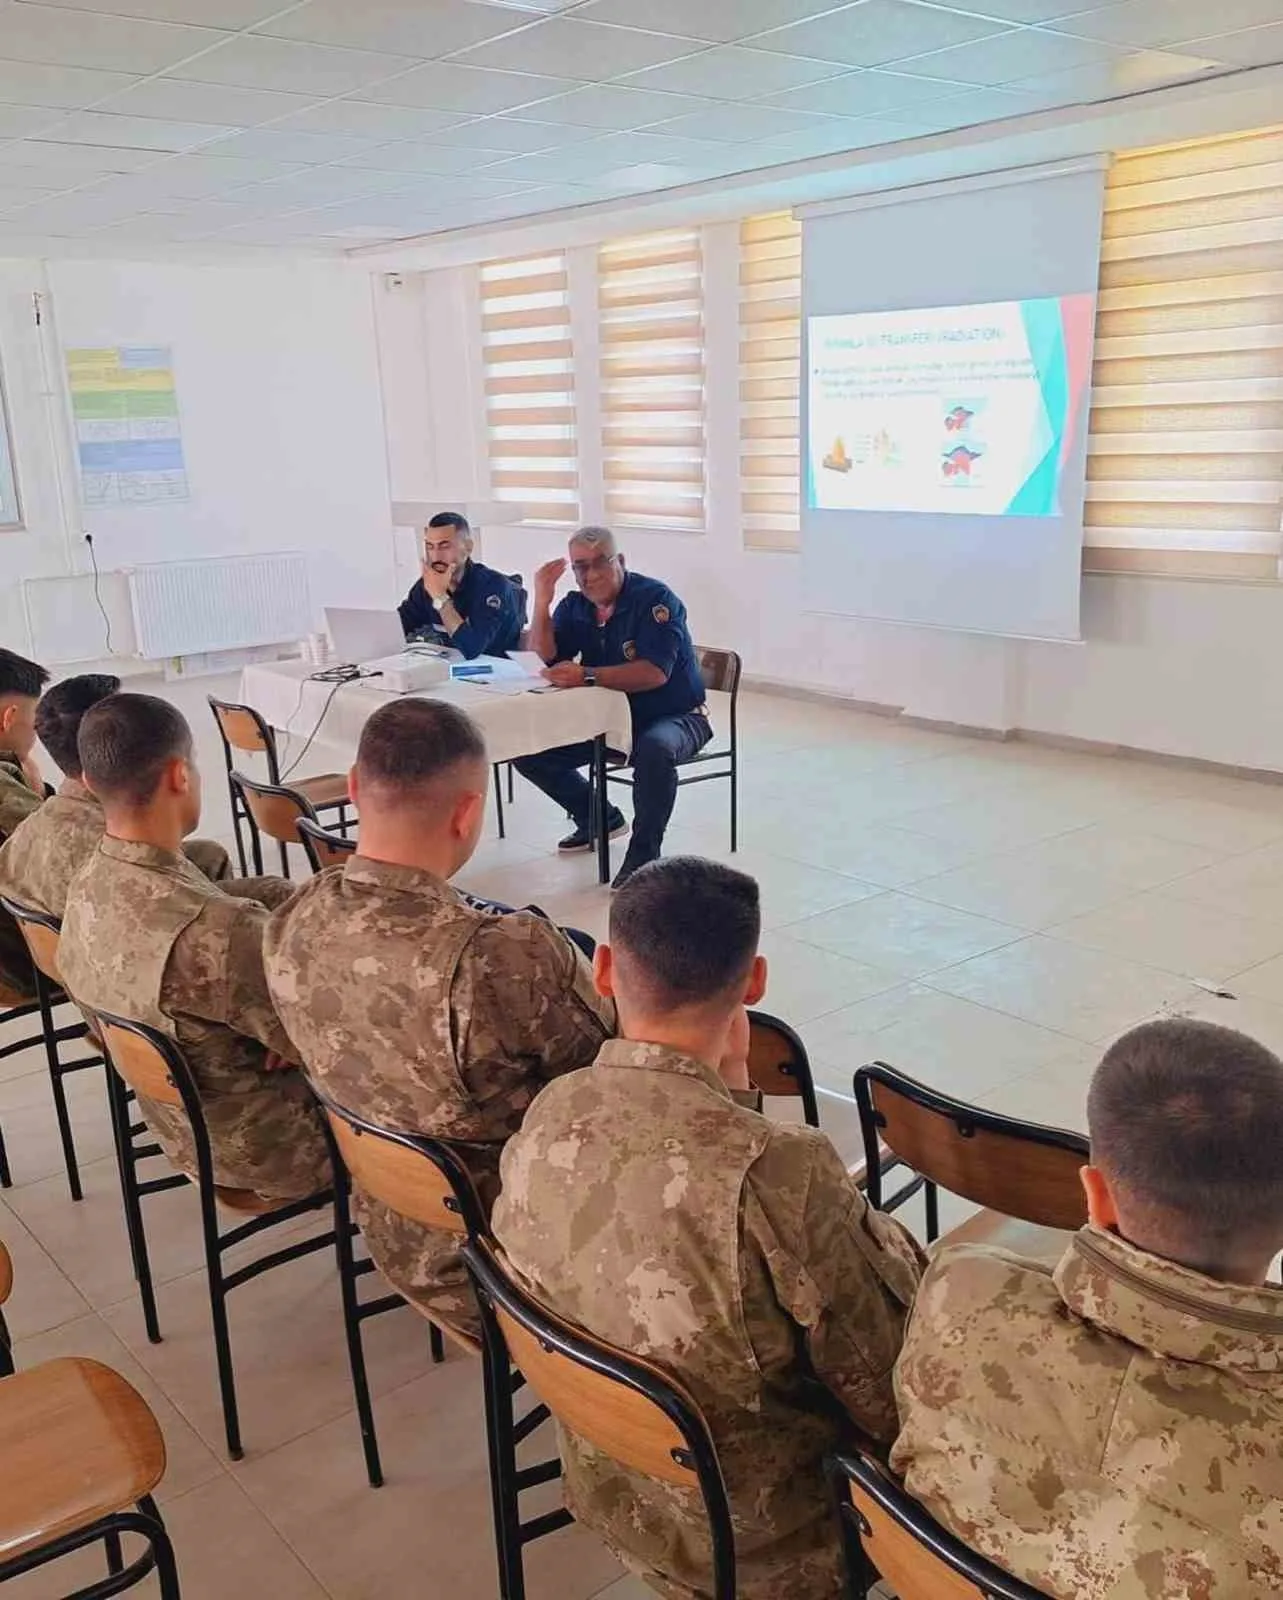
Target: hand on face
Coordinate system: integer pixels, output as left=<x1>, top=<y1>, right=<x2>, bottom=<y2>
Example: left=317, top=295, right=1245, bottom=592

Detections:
left=422, top=558, right=454, bottom=603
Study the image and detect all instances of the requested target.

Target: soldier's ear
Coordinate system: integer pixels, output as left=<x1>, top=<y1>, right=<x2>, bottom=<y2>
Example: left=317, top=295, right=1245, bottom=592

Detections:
left=1081, top=1164, right=1119, bottom=1231
left=346, top=765, right=360, bottom=807
left=742, top=954, right=767, bottom=1007
left=592, top=943, right=615, bottom=999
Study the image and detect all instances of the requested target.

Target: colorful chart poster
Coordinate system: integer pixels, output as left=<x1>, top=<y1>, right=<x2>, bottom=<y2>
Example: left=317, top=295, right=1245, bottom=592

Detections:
left=66, top=346, right=189, bottom=507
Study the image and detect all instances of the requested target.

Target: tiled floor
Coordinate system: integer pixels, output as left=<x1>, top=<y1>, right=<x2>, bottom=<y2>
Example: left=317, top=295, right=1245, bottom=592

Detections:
left=5, top=669, right=1283, bottom=1597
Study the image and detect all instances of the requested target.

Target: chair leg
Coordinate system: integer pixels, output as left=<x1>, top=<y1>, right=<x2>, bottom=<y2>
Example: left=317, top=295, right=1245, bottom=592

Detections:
left=38, top=980, right=83, bottom=1203
left=202, top=1212, right=243, bottom=1460
left=227, top=780, right=249, bottom=878
left=107, top=1070, right=162, bottom=1344
left=277, top=838, right=291, bottom=880
left=506, top=764, right=514, bottom=805
left=730, top=754, right=738, bottom=854
left=479, top=1326, right=527, bottom=1600
left=0, top=1118, right=10, bottom=1187
left=493, top=766, right=506, bottom=840
left=104, top=1528, right=124, bottom=1575
left=138, top=1494, right=182, bottom=1600
left=332, top=1191, right=384, bottom=1489
left=0, top=1307, right=13, bottom=1378
left=429, top=1322, right=445, bottom=1365
left=924, top=1180, right=940, bottom=1244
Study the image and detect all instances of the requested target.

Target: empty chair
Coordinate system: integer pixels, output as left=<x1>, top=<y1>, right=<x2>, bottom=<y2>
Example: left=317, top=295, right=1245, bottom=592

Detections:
left=828, top=1450, right=1052, bottom=1600
left=228, top=771, right=324, bottom=880
left=854, top=1061, right=1088, bottom=1259
left=464, top=1235, right=737, bottom=1600
left=295, top=816, right=356, bottom=874
left=208, top=696, right=351, bottom=876
left=0, top=1356, right=181, bottom=1598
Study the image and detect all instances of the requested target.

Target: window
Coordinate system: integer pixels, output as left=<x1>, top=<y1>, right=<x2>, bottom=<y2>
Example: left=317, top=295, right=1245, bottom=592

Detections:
left=598, top=227, right=706, bottom=532
left=1087, top=125, right=1283, bottom=579
left=739, top=212, right=802, bottom=552
left=480, top=252, right=579, bottom=525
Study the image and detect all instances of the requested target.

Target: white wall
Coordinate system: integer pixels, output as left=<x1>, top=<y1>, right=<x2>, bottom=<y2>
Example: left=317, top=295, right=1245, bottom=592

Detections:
left=377, top=251, right=1283, bottom=776
left=0, top=254, right=395, bottom=661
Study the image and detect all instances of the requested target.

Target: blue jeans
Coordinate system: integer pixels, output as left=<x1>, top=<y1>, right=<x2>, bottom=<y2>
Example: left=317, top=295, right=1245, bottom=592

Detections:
left=515, top=712, right=712, bottom=862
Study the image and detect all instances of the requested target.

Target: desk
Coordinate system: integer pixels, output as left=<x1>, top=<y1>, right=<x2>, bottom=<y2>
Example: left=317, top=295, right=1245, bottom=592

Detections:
left=240, top=661, right=633, bottom=884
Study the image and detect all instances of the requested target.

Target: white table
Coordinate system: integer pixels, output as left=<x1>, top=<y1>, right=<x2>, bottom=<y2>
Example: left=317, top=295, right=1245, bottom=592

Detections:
left=240, top=660, right=633, bottom=882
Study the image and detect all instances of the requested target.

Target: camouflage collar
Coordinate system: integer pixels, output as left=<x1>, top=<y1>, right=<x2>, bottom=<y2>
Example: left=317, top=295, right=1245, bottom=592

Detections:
left=595, top=1038, right=731, bottom=1100
left=1056, top=1226, right=1283, bottom=1373
left=0, top=752, right=28, bottom=783
left=56, top=778, right=98, bottom=807
left=342, top=855, right=452, bottom=896
left=99, top=836, right=193, bottom=872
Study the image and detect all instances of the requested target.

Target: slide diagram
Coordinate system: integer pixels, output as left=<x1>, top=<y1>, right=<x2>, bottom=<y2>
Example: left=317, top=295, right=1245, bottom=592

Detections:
left=806, top=295, right=1094, bottom=518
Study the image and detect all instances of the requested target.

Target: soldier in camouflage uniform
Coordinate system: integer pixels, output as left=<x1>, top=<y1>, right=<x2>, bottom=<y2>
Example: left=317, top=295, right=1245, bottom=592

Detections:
left=0, top=647, right=50, bottom=1001
left=265, top=697, right=614, bottom=1346
left=893, top=1016, right=1283, bottom=1599
left=59, top=693, right=327, bottom=1203
left=0, top=673, right=283, bottom=918
left=492, top=856, right=923, bottom=1600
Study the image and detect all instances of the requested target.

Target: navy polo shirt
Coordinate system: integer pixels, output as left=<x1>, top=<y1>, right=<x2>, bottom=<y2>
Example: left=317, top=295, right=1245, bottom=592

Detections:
left=398, top=560, right=523, bottom=659
left=552, top=570, right=705, bottom=731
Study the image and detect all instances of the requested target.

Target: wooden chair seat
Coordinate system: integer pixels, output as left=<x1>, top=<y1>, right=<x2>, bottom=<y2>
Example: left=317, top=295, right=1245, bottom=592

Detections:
left=0, top=1238, right=11, bottom=1306
left=0, top=1357, right=167, bottom=1564
left=295, top=773, right=349, bottom=809
left=935, top=1209, right=1075, bottom=1267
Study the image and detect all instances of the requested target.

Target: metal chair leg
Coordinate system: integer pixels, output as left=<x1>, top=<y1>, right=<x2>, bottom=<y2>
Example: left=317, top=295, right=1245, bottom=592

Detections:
left=107, top=1069, right=162, bottom=1344
left=332, top=1187, right=384, bottom=1489
left=507, top=764, right=515, bottom=805
left=277, top=839, right=291, bottom=880
left=138, top=1494, right=182, bottom=1600
left=104, top=1529, right=124, bottom=1575
left=479, top=1324, right=527, bottom=1600
left=228, top=783, right=249, bottom=877
left=730, top=753, right=738, bottom=854
left=200, top=1200, right=243, bottom=1460
left=429, top=1322, right=445, bottom=1365
left=0, top=1118, right=11, bottom=1187
left=493, top=766, right=506, bottom=840
left=924, top=1180, right=940, bottom=1244
left=0, top=1307, right=13, bottom=1378
left=38, top=977, right=83, bottom=1202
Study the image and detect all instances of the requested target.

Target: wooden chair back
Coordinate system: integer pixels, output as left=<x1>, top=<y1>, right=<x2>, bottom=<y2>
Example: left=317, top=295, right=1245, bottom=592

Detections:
left=855, top=1063, right=1088, bottom=1230
left=209, top=698, right=273, bottom=759
left=296, top=818, right=356, bottom=873
left=96, top=1018, right=184, bottom=1110
left=696, top=646, right=741, bottom=699
left=747, top=1010, right=819, bottom=1126
left=0, top=1236, right=12, bottom=1307
left=230, top=772, right=317, bottom=848
left=830, top=1452, right=1052, bottom=1600
left=464, top=1238, right=735, bottom=1599
left=0, top=896, right=65, bottom=987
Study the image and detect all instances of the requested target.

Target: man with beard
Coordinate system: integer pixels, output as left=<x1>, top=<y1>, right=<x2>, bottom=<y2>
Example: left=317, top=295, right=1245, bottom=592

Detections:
left=398, top=512, right=523, bottom=659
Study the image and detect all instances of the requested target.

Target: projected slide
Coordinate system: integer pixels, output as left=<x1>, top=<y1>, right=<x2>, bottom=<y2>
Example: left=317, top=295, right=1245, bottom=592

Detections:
left=807, top=295, right=1094, bottom=518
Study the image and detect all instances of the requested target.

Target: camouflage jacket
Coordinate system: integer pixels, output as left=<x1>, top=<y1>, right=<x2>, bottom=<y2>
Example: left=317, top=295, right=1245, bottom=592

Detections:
left=0, top=751, right=42, bottom=1002
left=892, top=1225, right=1283, bottom=1598
left=491, top=1039, right=924, bottom=1600
left=0, top=777, right=292, bottom=919
left=59, top=836, right=328, bottom=1202
left=264, top=856, right=615, bottom=1343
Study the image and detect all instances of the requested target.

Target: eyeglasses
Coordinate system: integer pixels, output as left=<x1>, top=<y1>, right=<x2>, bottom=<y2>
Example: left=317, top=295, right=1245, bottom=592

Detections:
left=571, top=554, right=619, bottom=579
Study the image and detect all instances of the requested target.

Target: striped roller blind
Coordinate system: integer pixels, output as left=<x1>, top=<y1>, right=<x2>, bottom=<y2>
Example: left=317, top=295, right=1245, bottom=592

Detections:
left=480, top=252, right=579, bottom=524
left=739, top=212, right=802, bottom=552
left=599, top=227, right=706, bottom=532
left=1088, top=125, right=1283, bottom=579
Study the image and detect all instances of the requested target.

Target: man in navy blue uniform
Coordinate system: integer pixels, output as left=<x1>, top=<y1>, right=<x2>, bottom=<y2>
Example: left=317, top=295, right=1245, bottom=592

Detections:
left=398, top=512, right=523, bottom=659
left=516, top=526, right=710, bottom=889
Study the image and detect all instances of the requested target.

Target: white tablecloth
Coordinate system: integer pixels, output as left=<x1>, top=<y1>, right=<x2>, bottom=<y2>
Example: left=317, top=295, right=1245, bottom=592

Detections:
left=240, top=660, right=634, bottom=769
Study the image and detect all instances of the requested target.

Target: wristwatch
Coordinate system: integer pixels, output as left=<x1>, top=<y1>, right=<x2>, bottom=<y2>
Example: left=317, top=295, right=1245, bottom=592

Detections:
left=583, top=668, right=597, bottom=687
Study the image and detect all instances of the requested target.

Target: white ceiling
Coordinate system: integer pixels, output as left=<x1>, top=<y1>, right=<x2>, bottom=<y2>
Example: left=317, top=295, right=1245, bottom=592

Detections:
left=0, top=0, right=1279, bottom=254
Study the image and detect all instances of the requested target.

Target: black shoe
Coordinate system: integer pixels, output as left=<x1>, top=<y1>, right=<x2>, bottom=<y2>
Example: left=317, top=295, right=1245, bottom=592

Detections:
left=558, top=807, right=628, bottom=854
left=611, top=847, right=658, bottom=891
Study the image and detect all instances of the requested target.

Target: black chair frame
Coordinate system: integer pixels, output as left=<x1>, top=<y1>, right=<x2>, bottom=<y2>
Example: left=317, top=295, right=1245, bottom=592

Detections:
left=0, top=896, right=107, bottom=1204
left=490, top=572, right=527, bottom=842
left=602, top=646, right=741, bottom=852
left=465, top=1235, right=737, bottom=1600
left=208, top=695, right=352, bottom=877
left=853, top=1061, right=1089, bottom=1243
left=314, top=1091, right=562, bottom=1598
left=827, top=1451, right=1052, bottom=1600
left=95, top=1010, right=339, bottom=1461
left=748, top=1009, right=820, bottom=1127
left=295, top=817, right=356, bottom=874
left=0, top=1495, right=181, bottom=1600
left=227, top=770, right=320, bottom=881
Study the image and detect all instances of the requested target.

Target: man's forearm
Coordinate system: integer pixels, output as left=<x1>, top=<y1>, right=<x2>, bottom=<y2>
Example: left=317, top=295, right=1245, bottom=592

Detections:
left=595, top=661, right=667, bottom=693
left=530, top=605, right=557, bottom=664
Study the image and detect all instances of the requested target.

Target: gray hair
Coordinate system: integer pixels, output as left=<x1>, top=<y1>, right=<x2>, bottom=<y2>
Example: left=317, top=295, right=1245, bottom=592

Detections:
left=569, top=525, right=618, bottom=558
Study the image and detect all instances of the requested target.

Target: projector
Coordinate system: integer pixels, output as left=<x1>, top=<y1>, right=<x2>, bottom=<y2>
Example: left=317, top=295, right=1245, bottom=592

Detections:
left=362, top=652, right=451, bottom=694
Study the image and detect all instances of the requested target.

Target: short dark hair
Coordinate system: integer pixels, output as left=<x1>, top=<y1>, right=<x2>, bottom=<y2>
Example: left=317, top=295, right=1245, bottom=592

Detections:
left=355, top=698, right=486, bottom=799
left=1089, top=1018, right=1283, bottom=1262
left=78, top=692, right=193, bottom=808
left=0, top=648, right=49, bottom=701
left=427, top=512, right=470, bottom=536
left=35, top=674, right=120, bottom=777
left=610, top=856, right=760, bottom=1011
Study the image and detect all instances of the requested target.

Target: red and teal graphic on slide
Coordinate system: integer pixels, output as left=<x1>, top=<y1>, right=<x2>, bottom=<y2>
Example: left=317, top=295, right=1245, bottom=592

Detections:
left=1006, top=293, right=1094, bottom=517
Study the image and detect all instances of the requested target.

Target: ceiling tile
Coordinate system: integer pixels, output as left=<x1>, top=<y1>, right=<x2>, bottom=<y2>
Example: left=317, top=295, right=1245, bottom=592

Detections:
left=0, top=59, right=140, bottom=106
left=1054, top=0, right=1283, bottom=48
left=257, top=0, right=530, bottom=58
left=888, top=84, right=1051, bottom=130
left=749, top=115, right=921, bottom=161
left=648, top=102, right=852, bottom=142
left=960, top=0, right=1093, bottom=17
left=99, top=77, right=316, bottom=124
left=575, top=0, right=846, bottom=43
left=761, top=66, right=977, bottom=116
left=33, top=0, right=287, bottom=24
left=451, top=18, right=704, bottom=81
left=0, top=181, right=65, bottom=206
left=1014, top=49, right=1224, bottom=101
left=115, top=153, right=310, bottom=195
left=267, top=100, right=469, bottom=137
left=902, top=27, right=1126, bottom=84
left=751, top=2, right=1013, bottom=68
left=1189, top=21, right=1283, bottom=64
left=356, top=61, right=576, bottom=111
left=521, top=83, right=722, bottom=128
left=46, top=110, right=233, bottom=151
left=622, top=44, right=849, bottom=99
left=423, top=115, right=604, bottom=151
left=0, top=4, right=228, bottom=73
left=336, top=140, right=510, bottom=174
left=236, top=165, right=420, bottom=202
left=202, top=128, right=394, bottom=163
left=0, top=138, right=160, bottom=172
left=0, top=103, right=66, bottom=138
left=177, top=34, right=422, bottom=94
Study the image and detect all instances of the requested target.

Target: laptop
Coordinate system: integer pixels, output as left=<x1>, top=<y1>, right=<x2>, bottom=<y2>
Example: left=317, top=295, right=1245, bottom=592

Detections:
left=324, top=607, right=407, bottom=666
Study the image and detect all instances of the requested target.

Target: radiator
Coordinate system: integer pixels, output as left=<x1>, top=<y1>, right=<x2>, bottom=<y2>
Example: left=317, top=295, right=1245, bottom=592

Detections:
left=128, top=553, right=312, bottom=660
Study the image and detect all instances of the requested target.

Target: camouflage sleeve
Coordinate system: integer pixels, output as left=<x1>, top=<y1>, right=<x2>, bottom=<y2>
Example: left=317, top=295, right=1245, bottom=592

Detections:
left=0, top=768, right=43, bottom=840
left=745, top=1130, right=924, bottom=1444
left=163, top=897, right=300, bottom=1063
left=218, top=874, right=300, bottom=911
left=457, top=913, right=615, bottom=1099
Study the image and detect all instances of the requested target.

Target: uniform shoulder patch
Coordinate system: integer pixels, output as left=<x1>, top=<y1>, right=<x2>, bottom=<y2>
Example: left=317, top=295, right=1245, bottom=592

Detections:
left=652, top=604, right=670, bottom=624
left=623, top=640, right=637, bottom=661
left=486, top=593, right=502, bottom=609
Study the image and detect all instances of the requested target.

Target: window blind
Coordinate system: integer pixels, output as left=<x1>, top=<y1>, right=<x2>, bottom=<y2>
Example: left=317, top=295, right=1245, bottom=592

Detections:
left=1088, top=125, right=1283, bottom=579
left=739, top=212, right=802, bottom=552
left=598, top=227, right=706, bottom=532
left=480, top=252, right=579, bottom=524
